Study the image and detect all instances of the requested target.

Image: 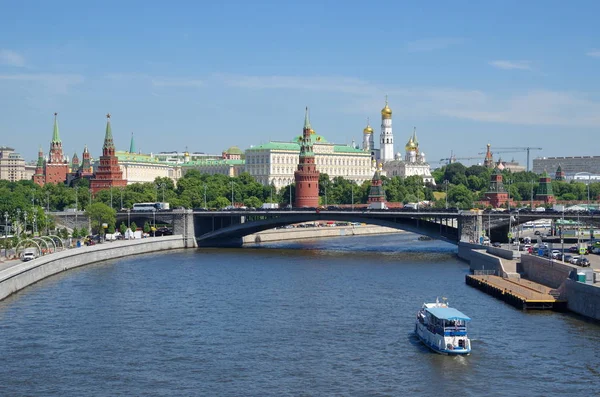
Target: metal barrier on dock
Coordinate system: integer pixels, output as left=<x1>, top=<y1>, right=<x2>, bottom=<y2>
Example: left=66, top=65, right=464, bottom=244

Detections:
left=466, top=274, right=567, bottom=311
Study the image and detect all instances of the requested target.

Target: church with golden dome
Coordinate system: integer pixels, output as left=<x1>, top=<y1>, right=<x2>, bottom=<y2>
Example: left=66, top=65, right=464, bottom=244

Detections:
left=361, top=98, right=435, bottom=185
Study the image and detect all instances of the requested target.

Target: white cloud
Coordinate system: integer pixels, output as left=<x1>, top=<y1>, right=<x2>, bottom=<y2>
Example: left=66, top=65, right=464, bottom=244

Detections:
left=151, top=78, right=203, bottom=88
left=406, top=38, right=464, bottom=52
left=0, top=49, right=26, bottom=67
left=489, top=60, right=532, bottom=70
left=0, top=73, right=84, bottom=93
left=216, top=73, right=600, bottom=128
left=105, top=73, right=203, bottom=88
left=441, top=90, right=600, bottom=127
left=216, top=73, right=377, bottom=95
left=586, top=50, right=600, bottom=58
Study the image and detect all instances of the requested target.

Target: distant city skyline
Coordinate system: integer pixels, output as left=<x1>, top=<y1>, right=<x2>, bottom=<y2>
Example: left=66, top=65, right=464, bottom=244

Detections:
left=1, top=1, right=600, bottom=167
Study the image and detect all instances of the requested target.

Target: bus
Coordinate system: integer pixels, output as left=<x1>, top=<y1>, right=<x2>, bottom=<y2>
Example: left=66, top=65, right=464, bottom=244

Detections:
left=132, top=202, right=170, bottom=211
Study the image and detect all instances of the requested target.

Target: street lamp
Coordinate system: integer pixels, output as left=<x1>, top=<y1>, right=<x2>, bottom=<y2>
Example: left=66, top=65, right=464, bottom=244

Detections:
left=230, top=181, right=235, bottom=207
left=23, top=211, right=27, bottom=237
left=3, top=211, right=8, bottom=257
left=444, top=179, right=449, bottom=209
left=530, top=180, right=535, bottom=210
left=561, top=208, right=565, bottom=262
left=203, top=184, right=208, bottom=209
left=152, top=208, right=156, bottom=237
left=16, top=209, right=21, bottom=237
left=351, top=184, right=354, bottom=211
left=75, top=186, right=79, bottom=229
left=33, top=214, right=37, bottom=236
left=120, top=188, right=124, bottom=210
left=127, top=209, right=131, bottom=229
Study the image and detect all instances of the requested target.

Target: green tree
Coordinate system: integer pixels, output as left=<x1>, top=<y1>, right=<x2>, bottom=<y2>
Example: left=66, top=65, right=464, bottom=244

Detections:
left=85, top=202, right=116, bottom=234
left=244, top=196, right=262, bottom=209
left=143, top=221, right=151, bottom=233
left=119, top=222, right=127, bottom=235
left=71, top=227, right=79, bottom=239
left=130, top=221, right=138, bottom=232
left=448, top=185, right=474, bottom=209
left=107, top=224, right=115, bottom=234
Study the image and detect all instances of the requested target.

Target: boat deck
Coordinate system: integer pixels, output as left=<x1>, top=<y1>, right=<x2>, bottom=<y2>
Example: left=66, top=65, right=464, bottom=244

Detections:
left=466, top=274, right=567, bottom=310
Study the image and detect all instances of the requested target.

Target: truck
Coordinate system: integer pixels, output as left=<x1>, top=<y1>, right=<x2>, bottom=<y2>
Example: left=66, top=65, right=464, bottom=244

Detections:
left=261, top=203, right=279, bottom=210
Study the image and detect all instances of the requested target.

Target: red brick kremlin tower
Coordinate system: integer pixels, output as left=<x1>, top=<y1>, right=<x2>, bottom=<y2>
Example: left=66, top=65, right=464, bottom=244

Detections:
left=45, top=113, right=69, bottom=184
left=33, top=146, right=45, bottom=186
left=367, top=165, right=387, bottom=206
left=294, top=107, right=320, bottom=208
left=90, top=114, right=127, bottom=194
left=484, top=167, right=509, bottom=208
left=80, top=145, right=93, bottom=176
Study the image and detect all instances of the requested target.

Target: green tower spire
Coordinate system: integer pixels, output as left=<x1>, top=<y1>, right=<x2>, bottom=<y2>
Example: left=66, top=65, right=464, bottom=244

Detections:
left=52, top=112, right=61, bottom=143
left=36, top=146, right=44, bottom=167
left=129, top=132, right=136, bottom=153
left=304, top=106, right=311, bottom=130
left=103, top=113, right=115, bottom=150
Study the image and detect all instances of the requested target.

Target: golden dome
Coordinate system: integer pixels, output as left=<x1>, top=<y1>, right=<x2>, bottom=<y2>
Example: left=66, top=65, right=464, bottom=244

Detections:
left=405, top=137, right=417, bottom=151
left=381, top=97, right=392, bottom=118
left=363, top=124, right=373, bottom=134
left=310, top=129, right=316, bottom=135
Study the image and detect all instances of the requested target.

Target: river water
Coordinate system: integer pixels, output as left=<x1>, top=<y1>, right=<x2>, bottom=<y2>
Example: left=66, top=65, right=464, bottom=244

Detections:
left=0, top=233, right=598, bottom=396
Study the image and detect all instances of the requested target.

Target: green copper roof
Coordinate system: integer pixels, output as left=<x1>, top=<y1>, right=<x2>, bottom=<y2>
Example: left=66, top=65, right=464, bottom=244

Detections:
left=181, top=159, right=245, bottom=167
left=103, top=114, right=115, bottom=150
left=52, top=113, right=61, bottom=143
left=304, top=107, right=311, bottom=130
left=334, top=145, right=368, bottom=154
left=248, top=142, right=300, bottom=151
left=225, top=146, right=243, bottom=155
left=129, top=132, right=136, bottom=153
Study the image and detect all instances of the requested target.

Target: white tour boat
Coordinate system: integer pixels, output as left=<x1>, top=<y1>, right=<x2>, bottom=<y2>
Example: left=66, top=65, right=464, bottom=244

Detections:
left=415, top=298, right=471, bottom=355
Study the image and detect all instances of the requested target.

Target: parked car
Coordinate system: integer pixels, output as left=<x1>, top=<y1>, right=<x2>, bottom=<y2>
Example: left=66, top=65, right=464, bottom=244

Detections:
left=569, top=246, right=579, bottom=253
left=492, top=242, right=502, bottom=248
left=575, top=257, right=591, bottom=267
left=551, top=250, right=561, bottom=259
left=563, top=255, right=573, bottom=263
left=569, top=255, right=581, bottom=264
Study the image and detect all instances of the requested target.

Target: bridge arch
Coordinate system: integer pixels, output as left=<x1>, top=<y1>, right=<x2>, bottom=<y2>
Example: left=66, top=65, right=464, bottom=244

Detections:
left=194, top=212, right=460, bottom=247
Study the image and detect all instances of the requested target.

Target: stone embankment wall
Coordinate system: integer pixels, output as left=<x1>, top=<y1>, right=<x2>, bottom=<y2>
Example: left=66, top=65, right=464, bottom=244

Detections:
left=242, top=225, right=404, bottom=244
left=563, top=279, right=600, bottom=320
left=0, top=235, right=187, bottom=301
left=520, top=254, right=573, bottom=289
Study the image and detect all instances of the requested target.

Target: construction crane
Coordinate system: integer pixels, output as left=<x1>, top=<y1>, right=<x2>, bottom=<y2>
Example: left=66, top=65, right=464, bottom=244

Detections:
left=478, top=146, right=542, bottom=172
left=438, top=156, right=481, bottom=165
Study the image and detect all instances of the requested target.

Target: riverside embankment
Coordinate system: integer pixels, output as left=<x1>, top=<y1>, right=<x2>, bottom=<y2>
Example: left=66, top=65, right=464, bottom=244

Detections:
left=0, top=235, right=187, bottom=301
left=458, top=241, right=600, bottom=320
left=242, top=225, right=404, bottom=244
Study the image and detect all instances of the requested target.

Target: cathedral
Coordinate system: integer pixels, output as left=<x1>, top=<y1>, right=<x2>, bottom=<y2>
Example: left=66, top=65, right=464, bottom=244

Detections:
left=362, top=99, right=435, bottom=185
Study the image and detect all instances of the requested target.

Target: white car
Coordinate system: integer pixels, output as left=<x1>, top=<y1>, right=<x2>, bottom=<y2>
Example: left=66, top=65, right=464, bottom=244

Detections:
left=551, top=250, right=561, bottom=259
left=569, top=255, right=580, bottom=264
left=21, top=252, right=36, bottom=262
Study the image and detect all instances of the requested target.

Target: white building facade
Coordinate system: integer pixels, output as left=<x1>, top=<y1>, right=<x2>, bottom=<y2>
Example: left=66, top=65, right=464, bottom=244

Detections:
left=245, top=133, right=373, bottom=189
left=382, top=128, right=435, bottom=185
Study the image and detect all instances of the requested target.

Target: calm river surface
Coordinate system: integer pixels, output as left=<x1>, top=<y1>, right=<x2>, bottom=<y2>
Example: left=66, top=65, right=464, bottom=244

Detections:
left=0, top=233, right=599, bottom=396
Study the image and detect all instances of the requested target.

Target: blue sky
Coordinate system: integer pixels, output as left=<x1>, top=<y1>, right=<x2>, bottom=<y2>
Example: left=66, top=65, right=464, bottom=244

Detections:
left=1, top=0, right=600, bottom=170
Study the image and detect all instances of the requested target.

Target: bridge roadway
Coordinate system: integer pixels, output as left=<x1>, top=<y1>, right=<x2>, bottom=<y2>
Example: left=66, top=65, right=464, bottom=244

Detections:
left=63, top=208, right=600, bottom=248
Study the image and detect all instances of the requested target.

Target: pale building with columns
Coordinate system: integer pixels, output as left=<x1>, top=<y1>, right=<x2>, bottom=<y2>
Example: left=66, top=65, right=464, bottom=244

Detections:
left=245, top=132, right=373, bottom=189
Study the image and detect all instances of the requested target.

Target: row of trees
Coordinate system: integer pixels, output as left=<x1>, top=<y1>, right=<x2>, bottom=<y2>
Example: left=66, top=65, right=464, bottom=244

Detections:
left=1, top=164, right=599, bottom=234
